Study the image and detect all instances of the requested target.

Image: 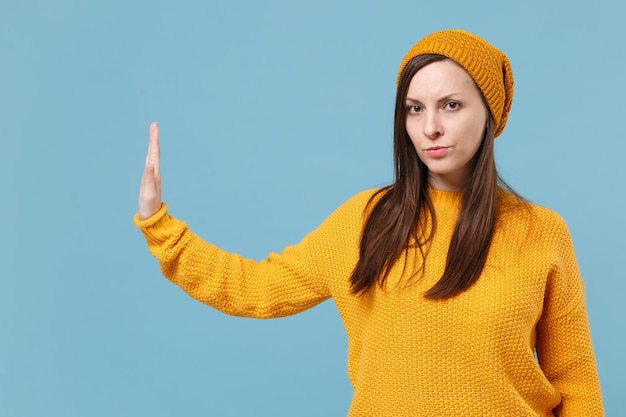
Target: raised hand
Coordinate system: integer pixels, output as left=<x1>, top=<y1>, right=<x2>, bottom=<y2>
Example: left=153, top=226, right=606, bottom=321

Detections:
left=138, top=122, right=162, bottom=220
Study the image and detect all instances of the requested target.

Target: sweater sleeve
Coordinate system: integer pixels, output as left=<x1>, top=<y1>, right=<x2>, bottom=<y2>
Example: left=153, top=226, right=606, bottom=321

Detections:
left=535, top=216, right=604, bottom=416
left=133, top=203, right=331, bottom=319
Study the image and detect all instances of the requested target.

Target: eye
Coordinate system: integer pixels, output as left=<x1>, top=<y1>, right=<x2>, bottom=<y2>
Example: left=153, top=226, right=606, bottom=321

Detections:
left=445, top=101, right=460, bottom=110
left=407, top=105, right=422, bottom=114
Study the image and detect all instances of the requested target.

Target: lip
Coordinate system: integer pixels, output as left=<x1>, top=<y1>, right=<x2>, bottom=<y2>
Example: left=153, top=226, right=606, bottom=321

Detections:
left=425, top=146, right=450, bottom=157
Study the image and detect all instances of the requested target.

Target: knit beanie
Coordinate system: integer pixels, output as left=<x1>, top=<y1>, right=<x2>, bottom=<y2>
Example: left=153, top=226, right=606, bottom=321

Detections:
left=397, top=29, right=514, bottom=138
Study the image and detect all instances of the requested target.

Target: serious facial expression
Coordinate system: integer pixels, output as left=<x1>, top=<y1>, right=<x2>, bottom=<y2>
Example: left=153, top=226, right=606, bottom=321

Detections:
left=405, top=59, right=489, bottom=191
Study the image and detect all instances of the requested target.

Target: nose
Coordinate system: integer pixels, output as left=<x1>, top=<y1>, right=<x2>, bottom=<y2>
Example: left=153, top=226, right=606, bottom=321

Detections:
left=423, top=111, right=442, bottom=139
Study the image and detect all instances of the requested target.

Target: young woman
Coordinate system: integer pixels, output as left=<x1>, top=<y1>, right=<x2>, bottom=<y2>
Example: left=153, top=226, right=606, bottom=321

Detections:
left=135, top=29, right=603, bottom=416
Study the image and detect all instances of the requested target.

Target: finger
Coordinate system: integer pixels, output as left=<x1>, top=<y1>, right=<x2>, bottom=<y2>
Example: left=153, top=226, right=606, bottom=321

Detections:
left=149, top=122, right=162, bottom=196
left=140, top=160, right=152, bottom=190
left=138, top=163, right=160, bottom=220
left=149, top=122, right=160, bottom=176
left=145, top=122, right=154, bottom=166
left=141, top=163, right=156, bottom=195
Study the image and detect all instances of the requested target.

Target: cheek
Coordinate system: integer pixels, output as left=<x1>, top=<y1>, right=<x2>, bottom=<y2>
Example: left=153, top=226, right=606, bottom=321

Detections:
left=465, top=117, right=487, bottom=150
left=465, top=126, right=486, bottom=162
left=404, top=122, right=418, bottom=145
left=403, top=126, right=425, bottom=161
left=407, top=131, right=424, bottom=157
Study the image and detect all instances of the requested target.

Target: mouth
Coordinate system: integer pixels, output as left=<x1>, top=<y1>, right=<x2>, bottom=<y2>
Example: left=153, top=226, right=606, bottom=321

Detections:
left=425, top=146, right=450, bottom=157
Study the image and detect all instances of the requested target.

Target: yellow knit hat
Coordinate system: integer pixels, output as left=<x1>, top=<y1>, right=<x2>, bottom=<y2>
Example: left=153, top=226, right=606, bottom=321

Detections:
left=397, top=29, right=514, bottom=138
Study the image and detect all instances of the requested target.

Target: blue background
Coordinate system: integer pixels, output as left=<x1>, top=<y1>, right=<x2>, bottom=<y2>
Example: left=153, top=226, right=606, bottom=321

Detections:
left=2, top=0, right=624, bottom=415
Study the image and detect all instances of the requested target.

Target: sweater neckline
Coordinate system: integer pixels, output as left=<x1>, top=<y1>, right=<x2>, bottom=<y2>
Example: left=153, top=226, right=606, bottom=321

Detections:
left=428, top=188, right=463, bottom=211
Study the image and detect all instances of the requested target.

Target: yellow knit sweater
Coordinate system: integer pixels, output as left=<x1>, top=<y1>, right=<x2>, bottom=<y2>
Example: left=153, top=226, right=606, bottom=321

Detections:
left=134, top=189, right=603, bottom=416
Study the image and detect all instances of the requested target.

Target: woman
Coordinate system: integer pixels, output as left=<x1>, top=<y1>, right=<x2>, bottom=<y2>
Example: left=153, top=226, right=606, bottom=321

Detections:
left=135, top=29, right=603, bottom=416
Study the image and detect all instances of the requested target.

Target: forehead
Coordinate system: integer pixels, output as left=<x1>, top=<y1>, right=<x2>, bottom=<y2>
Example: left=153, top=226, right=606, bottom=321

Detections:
left=406, top=59, right=480, bottom=98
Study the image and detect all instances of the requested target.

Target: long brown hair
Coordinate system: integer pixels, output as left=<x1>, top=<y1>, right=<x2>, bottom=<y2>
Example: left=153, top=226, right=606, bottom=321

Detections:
left=350, top=54, right=511, bottom=299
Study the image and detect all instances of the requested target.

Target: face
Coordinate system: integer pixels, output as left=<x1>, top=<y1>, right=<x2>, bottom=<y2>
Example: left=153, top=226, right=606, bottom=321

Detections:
left=405, top=59, right=488, bottom=191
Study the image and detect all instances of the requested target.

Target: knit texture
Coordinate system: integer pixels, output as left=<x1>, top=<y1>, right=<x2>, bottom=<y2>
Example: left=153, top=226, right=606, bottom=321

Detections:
left=398, top=29, right=514, bottom=138
left=135, top=189, right=603, bottom=416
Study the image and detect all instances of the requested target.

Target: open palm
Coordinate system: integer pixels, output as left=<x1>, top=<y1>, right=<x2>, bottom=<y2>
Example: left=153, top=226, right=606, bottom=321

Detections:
left=138, top=122, right=162, bottom=220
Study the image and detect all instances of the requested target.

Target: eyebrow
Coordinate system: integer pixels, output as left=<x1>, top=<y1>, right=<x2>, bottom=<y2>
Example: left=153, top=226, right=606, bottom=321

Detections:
left=405, top=93, right=464, bottom=104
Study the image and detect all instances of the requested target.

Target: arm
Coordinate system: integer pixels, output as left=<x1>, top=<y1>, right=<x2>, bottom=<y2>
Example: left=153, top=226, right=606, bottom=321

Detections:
left=535, top=217, right=604, bottom=416
left=135, top=123, right=330, bottom=318
left=134, top=204, right=330, bottom=318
